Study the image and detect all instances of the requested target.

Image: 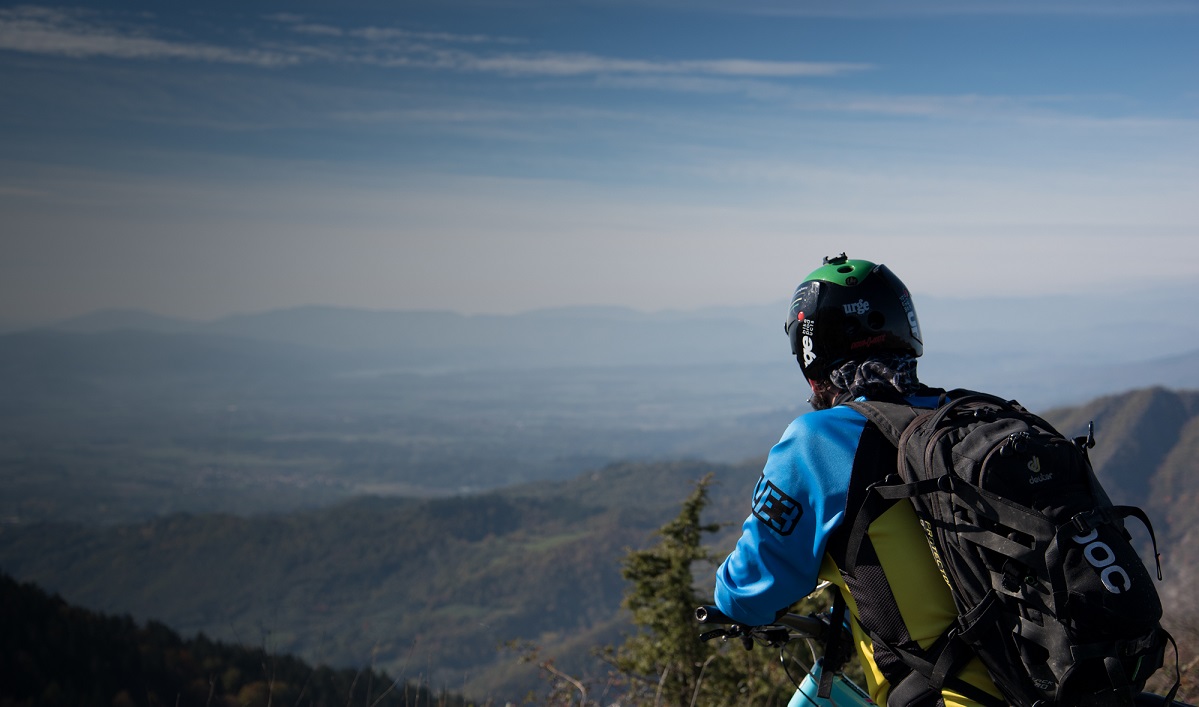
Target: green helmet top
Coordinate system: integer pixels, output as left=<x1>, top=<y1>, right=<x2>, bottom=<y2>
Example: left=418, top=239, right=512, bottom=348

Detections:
left=799, top=256, right=879, bottom=288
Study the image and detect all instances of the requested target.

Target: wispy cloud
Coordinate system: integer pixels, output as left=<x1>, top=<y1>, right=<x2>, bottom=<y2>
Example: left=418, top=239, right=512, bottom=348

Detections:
left=594, top=74, right=1127, bottom=123
left=272, top=16, right=519, bottom=46
left=350, top=25, right=523, bottom=46
left=484, top=54, right=867, bottom=77
left=639, top=0, right=1199, bottom=18
left=397, top=50, right=868, bottom=77
left=0, top=5, right=868, bottom=80
left=0, top=6, right=299, bottom=67
left=286, top=22, right=346, bottom=39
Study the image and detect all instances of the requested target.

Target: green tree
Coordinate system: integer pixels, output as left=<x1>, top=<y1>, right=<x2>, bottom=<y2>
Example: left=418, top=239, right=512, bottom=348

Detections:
left=610, top=474, right=801, bottom=707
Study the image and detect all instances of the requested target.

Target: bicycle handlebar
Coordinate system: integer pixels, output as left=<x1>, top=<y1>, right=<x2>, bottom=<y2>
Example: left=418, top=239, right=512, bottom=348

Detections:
left=697, top=606, right=835, bottom=636
left=694, top=605, right=732, bottom=624
left=695, top=605, right=841, bottom=651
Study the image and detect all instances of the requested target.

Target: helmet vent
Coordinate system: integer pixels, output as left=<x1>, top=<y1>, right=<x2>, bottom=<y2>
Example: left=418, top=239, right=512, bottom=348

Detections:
left=837, top=265, right=854, bottom=273
left=867, top=312, right=886, bottom=329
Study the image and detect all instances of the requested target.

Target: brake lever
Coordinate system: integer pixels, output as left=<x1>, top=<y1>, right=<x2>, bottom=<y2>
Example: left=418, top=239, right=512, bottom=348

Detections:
left=698, top=628, right=731, bottom=642
left=698, top=623, right=758, bottom=650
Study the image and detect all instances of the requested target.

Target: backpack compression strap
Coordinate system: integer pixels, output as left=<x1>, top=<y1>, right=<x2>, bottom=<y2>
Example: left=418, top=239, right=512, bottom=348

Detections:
left=817, top=588, right=850, bottom=699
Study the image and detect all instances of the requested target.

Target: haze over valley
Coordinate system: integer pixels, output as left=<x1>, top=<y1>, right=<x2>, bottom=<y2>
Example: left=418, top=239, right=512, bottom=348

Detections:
left=4, top=284, right=1198, bottom=524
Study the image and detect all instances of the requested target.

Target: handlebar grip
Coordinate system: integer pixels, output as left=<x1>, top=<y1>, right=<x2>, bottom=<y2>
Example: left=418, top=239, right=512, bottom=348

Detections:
left=695, top=605, right=735, bottom=624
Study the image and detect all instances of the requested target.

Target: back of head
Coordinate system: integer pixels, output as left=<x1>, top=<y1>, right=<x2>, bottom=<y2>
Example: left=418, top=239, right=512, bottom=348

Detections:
left=785, top=254, right=924, bottom=404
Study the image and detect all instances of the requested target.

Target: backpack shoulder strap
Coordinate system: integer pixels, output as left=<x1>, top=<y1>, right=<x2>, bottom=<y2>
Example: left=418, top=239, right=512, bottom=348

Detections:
left=838, top=398, right=934, bottom=578
left=843, top=399, right=921, bottom=446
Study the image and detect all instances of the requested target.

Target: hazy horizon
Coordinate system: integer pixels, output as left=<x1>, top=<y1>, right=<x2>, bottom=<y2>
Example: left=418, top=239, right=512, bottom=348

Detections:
left=5, top=274, right=1198, bottom=331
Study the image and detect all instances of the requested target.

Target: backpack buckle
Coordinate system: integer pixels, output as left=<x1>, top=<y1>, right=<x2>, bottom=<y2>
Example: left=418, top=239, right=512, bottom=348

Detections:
left=1070, top=509, right=1104, bottom=534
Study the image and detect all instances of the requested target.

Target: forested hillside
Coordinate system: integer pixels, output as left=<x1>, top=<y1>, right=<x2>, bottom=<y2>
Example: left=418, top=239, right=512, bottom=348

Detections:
left=0, top=460, right=759, bottom=700
left=0, top=572, right=465, bottom=707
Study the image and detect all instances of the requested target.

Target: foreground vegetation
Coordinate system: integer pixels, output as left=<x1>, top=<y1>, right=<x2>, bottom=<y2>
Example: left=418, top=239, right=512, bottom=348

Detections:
left=606, top=476, right=836, bottom=706
left=0, top=572, right=467, bottom=707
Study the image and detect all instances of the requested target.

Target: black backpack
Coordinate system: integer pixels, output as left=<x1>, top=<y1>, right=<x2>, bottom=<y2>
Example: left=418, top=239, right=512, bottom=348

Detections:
left=839, top=390, right=1171, bottom=707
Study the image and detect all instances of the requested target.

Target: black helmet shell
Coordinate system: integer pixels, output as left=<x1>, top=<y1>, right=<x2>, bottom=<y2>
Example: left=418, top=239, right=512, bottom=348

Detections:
left=785, top=255, right=922, bottom=380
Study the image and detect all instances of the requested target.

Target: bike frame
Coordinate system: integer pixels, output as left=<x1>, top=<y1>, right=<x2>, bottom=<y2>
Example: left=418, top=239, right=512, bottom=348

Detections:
left=789, top=660, right=875, bottom=707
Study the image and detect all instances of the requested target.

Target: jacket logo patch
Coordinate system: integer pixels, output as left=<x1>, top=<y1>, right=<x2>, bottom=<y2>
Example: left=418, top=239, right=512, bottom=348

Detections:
left=752, top=480, right=802, bottom=536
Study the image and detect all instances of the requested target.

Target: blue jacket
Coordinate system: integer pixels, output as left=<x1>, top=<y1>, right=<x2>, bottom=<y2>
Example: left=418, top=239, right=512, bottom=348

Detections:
left=714, top=393, right=1001, bottom=707
left=715, top=401, right=875, bottom=624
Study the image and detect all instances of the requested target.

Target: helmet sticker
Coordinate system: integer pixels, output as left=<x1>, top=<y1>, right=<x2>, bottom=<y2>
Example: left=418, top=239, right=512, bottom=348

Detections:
left=802, top=334, right=817, bottom=367
left=843, top=299, right=870, bottom=316
left=800, top=316, right=817, bottom=366
left=850, top=334, right=887, bottom=350
left=899, top=290, right=921, bottom=339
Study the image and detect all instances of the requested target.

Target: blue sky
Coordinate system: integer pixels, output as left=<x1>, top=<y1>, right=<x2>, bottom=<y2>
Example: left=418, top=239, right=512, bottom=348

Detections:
left=1, top=0, right=1197, bottom=322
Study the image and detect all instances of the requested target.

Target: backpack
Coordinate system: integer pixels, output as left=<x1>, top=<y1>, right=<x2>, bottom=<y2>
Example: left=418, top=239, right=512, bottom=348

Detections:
left=839, top=389, right=1171, bottom=707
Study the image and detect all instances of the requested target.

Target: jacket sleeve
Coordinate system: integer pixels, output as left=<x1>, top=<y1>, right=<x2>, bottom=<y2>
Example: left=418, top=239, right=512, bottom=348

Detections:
left=714, top=406, right=867, bottom=625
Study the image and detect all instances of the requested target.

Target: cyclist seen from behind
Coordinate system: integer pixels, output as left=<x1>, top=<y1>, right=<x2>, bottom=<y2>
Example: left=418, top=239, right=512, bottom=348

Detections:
left=715, top=254, right=999, bottom=707
left=713, top=254, right=1169, bottom=707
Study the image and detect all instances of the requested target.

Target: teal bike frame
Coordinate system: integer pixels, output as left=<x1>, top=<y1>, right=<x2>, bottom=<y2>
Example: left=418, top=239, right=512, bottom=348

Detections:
left=789, top=659, right=874, bottom=707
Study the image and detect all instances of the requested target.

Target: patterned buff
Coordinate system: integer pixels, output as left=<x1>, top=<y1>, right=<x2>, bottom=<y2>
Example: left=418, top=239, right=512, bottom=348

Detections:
left=828, top=353, right=922, bottom=400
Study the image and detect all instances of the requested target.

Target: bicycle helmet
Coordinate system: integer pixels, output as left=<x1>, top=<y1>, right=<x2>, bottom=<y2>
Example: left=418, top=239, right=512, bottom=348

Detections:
left=785, top=253, right=923, bottom=380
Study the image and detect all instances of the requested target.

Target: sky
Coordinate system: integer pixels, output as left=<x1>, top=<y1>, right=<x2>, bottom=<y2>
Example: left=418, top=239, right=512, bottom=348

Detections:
left=1, top=0, right=1197, bottom=323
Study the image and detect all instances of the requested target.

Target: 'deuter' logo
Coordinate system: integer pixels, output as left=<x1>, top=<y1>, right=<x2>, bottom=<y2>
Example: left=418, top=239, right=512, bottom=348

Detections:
left=1028, top=456, right=1054, bottom=484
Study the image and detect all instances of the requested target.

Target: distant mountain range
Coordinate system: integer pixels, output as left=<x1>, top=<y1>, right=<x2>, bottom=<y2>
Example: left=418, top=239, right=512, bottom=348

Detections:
left=16, top=282, right=1199, bottom=410
left=2, top=387, right=1197, bottom=702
